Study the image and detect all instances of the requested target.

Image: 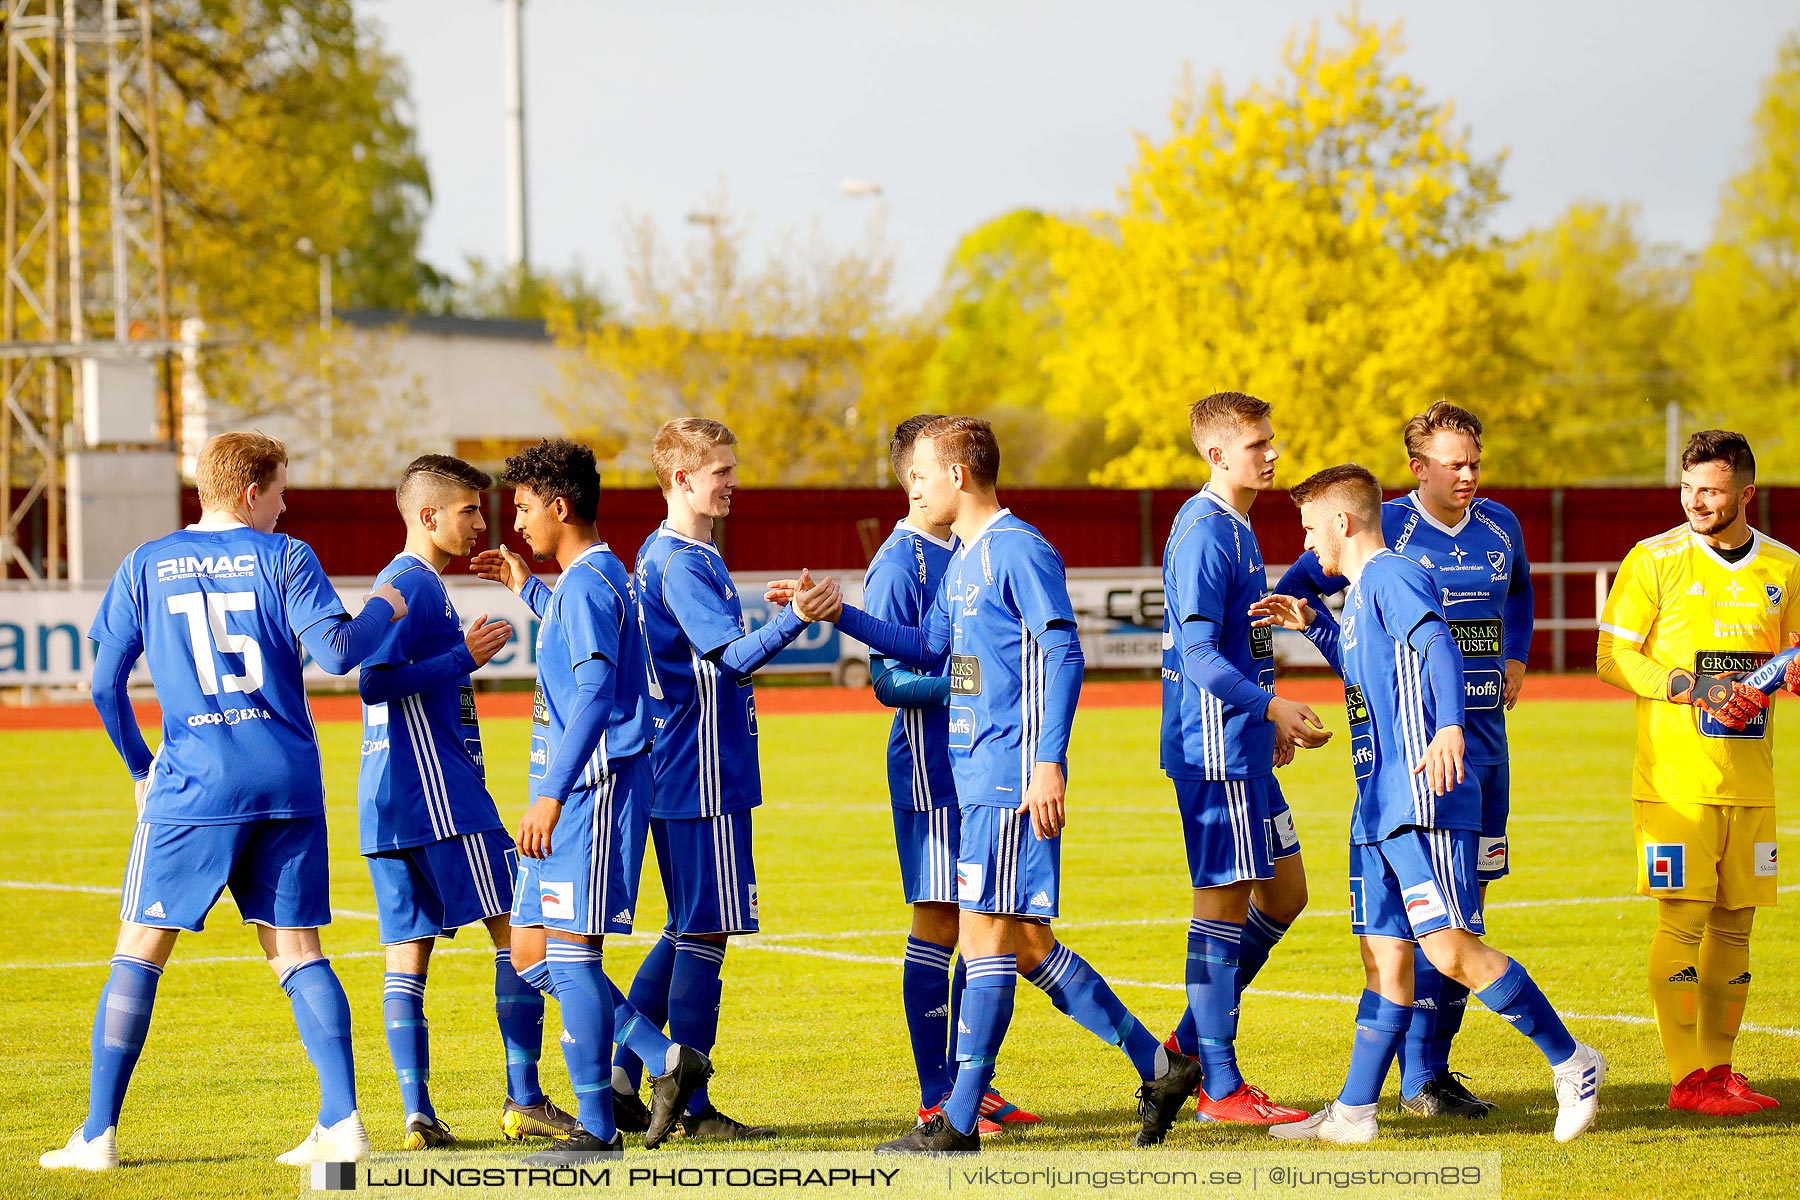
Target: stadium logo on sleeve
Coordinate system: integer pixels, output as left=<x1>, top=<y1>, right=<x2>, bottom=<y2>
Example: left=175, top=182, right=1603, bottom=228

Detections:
left=1645, top=843, right=1686, bottom=890
left=1755, top=842, right=1777, bottom=877
left=1401, top=881, right=1448, bottom=929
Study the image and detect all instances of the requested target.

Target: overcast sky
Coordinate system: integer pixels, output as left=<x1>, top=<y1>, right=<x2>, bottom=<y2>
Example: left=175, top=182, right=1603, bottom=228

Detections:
left=362, top=0, right=1797, bottom=306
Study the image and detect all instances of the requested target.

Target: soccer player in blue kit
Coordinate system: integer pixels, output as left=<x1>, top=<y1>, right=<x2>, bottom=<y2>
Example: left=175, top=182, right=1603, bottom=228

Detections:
left=1159, top=392, right=1329, bottom=1125
left=357, top=454, right=589, bottom=1151
left=610, top=418, right=827, bottom=1141
left=44, top=433, right=409, bottom=1172
left=472, top=439, right=712, bottom=1157
left=1252, top=465, right=1602, bottom=1144
left=1276, top=402, right=1532, bottom=1117
left=862, top=415, right=1033, bottom=1136
left=819, top=416, right=1205, bottom=1153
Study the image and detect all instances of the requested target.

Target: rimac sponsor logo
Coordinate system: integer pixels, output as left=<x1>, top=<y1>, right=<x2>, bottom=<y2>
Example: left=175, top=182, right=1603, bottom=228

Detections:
left=187, top=705, right=272, bottom=728
left=156, top=553, right=255, bottom=582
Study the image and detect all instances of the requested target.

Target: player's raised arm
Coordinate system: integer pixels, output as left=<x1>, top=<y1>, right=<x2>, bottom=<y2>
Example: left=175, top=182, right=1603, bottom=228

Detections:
left=669, top=551, right=820, bottom=677
left=1274, top=548, right=1346, bottom=609
left=472, top=544, right=552, bottom=617
left=360, top=611, right=512, bottom=704
left=282, top=539, right=408, bottom=675
left=833, top=585, right=952, bottom=669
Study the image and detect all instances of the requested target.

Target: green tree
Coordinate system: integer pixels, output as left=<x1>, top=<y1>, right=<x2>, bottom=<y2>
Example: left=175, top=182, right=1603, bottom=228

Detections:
left=1043, top=14, right=1526, bottom=487
left=155, top=0, right=435, bottom=333
left=1509, top=203, right=1687, bottom=483
left=1679, top=27, right=1800, bottom=479
left=923, top=209, right=1099, bottom=483
left=438, top=257, right=608, bottom=328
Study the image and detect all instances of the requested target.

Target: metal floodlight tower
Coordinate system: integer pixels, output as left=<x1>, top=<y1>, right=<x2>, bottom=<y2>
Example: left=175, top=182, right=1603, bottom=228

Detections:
left=2, top=0, right=171, bottom=581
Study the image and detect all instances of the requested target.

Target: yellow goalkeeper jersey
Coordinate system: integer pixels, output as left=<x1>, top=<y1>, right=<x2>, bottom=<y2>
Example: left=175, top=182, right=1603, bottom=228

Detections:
left=1597, top=525, right=1800, bottom=805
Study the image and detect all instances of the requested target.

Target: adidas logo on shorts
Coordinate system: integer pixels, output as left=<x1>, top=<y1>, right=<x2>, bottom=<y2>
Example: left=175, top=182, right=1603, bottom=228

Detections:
left=1029, top=891, right=1052, bottom=908
left=612, top=909, right=633, bottom=925
left=142, top=901, right=166, bottom=919
left=957, top=1019, right=972, bottom=1035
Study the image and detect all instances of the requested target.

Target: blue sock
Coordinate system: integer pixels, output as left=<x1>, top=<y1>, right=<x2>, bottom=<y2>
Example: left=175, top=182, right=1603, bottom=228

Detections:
left=518, top=957, right=553, bottom=995
left=612, top=929, right=677, bottom=1092
left=545, top=941, right=616, bottom=1140
left=610, top=977, right=679, bottom=1081
left=1400, top=945, right=1441, bottom=1099
left=1025, top=941, right=1163, bottom=1080
left=944, top=955, right=1015, bottom=1136
left=82, top=954, right=161, bottom=1140
left=903, top=937, right=956, bottom=1108
left=668, top=937, right=727, bottom=1115
left=1339, top=990, right=1409, bottom=1107
left=1237, top=904, right=1291, bottom=995
left=281, top=958, right=358, bottom=1127
left=1434, top=976, right=1471, bottom=1072
left=493, top=948, right=546, bottom=1107
left=1185, top=919, right=1245, bottom=1099
left=1476, top=959, right=1577, bottom=1065
left=382, top=971, right=432, bottom=1120
left=1172, top=1005, right=1198, bottom=1057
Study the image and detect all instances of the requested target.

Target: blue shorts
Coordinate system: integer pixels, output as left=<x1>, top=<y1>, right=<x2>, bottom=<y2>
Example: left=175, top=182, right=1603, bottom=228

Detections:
left=1471, top=759, right=1511, bottom=881
left=651, top=807, right=758, bottom=936
left=119, top=816, right=331, bottom=932
left=955, top=804, right=1060, bottom=919
left=1350, top=828, right=1485, bottom=942
left=513, top=752, right=652, bottom=937
left=1174, top=776, right=1303, bottom=889
left=368, top=829, right=516, bottom=945
left=893, top=805, right=959, bottom=905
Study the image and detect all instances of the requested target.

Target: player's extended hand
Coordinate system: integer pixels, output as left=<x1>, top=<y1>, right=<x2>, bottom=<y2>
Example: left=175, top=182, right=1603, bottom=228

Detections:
left=794, top=568, right=844, bottom=623
left=518, top=796, right=563, bottom=859
left=1019, top=761, right=1067, bottom=840
left=470, top=546, right=532, bottom=594
left=1412, top=724, right=1466, bottom=797
left=1784, top=632, right=1800, bottom=697
left=1248, top=594, right=1315, bottom=632
left=369, top=582, right=408, bottom=620
left=133, top=775, right=150, bottom=818
left=1668, top=668, right=1767, bottom=730
left=1272, top=736, right=1296, bottom=769
left=1504, top=659, right=1526, bottom=710
left=763, top=578, right=799, bottom=607
left=464, top=614, right=513, bottom=668
left=1267, top=695, right=1332, bottom=749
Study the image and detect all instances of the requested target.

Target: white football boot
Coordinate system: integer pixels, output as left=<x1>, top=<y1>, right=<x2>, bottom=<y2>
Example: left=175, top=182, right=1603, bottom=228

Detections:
left=1552, top=1043, right=1606, bottom=1142
left=40, top=1126, right=120, bottom=1171
left=277, top=1110, right=373, bottom=1165
left=1268, top=1100, right=1379, bottom=1144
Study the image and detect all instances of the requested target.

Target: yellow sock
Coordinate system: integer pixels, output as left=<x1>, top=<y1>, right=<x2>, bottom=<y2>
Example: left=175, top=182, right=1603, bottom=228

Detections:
left=1698, top=905, right=1754, bottom=1070
left=1649, top=898, right=1709, bottom=1085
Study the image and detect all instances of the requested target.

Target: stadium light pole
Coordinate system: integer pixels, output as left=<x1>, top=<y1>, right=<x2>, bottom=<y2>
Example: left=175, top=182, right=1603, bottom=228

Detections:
left=502, top=0, right=529, bottom=272
left=296, top=237, right=334, bottom=484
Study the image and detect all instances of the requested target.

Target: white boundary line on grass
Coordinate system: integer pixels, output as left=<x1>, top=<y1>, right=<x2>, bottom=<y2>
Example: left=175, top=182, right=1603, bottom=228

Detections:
left=9, top=876, right=1800, bottom=1041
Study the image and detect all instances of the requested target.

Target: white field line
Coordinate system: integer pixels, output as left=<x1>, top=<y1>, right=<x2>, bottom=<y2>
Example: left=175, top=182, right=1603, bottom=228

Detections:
left=11, top=876, right=1800, bottom=1042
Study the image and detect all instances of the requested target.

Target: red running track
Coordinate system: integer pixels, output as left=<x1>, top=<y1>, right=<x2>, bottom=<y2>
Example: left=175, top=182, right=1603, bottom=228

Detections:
left=0, top=674, right=1626, bottom=732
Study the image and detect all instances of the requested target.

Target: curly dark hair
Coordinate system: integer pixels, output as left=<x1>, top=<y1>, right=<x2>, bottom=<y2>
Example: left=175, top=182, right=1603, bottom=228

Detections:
left=501, top=438, right=601, bottom=523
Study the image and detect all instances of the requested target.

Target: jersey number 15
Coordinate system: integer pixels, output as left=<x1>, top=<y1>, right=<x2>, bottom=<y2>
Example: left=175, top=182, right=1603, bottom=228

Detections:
left=166, top=591, right=265, bottom=696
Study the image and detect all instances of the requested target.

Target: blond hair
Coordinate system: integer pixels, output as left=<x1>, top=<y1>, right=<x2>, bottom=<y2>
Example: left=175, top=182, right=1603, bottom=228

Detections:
left=1189, top=391, right=1272, bottom=452
left=651, top=418, right=737, bottom=491
left=1402, top=401, right=1483, bottom=463
left=196, top=431, right=287, bottom=512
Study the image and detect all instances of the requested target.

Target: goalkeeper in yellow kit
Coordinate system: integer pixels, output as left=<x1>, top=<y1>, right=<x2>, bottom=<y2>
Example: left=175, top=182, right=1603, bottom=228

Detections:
left=1597, top=430, right=1800, bottom=1115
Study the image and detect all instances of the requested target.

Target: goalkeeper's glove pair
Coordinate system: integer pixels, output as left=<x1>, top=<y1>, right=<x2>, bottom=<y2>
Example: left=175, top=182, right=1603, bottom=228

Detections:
left=1667, top=634, right=1800, bottom=730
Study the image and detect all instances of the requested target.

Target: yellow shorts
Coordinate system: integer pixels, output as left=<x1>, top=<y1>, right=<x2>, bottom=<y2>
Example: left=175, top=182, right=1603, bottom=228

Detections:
left=1633, top=799, right=1778, bottom=908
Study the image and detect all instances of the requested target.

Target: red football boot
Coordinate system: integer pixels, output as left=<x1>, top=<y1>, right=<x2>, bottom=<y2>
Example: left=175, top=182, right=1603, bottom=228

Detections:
left=1194, top=1083, right=1309, bottom=1125
left=1711, top=1065, right=1779, bottom=1111
left=1668, top=1068, right=1762, bottom=1115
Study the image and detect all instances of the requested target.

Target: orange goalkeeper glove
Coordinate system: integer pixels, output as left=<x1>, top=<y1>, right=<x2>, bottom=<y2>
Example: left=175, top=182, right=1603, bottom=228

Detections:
left=1667, top=669, right=1767, bottom=731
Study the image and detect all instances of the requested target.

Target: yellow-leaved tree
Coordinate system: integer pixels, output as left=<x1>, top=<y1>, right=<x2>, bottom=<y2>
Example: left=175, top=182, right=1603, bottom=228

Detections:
left=1508, top=203, right=1687, bottom=484
left=1679, top=28, right=1800, bottom=479
left=547, top=203, right=931, bottom=486
left=1045, top=15, right=1529, bottom=487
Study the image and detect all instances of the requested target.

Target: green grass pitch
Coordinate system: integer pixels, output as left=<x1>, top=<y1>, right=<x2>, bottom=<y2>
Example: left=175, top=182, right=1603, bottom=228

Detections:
left=2, top=698, right=1797, bottom=1198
